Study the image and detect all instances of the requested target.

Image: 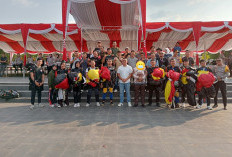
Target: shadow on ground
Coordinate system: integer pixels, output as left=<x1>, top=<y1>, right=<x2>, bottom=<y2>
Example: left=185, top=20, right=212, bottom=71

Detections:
left=0, top=103, right=224, bottom=130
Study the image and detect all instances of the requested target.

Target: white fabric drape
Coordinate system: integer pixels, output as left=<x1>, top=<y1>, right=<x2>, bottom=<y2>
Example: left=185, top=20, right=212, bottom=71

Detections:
left=0, top=42, right=15, bottom=52
left=2, top=33, right=24, bottom=42
left=70, top=1, right=101, bottom=28
left=26, top=41, right=48, bottom=52
left=28, top=24, right=55, bottom=34
left=121, top=1, right=139, bottom=27
left=0, top=29, right=21, bottom=35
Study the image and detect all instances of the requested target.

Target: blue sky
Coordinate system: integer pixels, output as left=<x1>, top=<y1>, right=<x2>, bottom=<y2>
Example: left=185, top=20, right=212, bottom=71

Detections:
left=0, top=0, right=231, bottom=24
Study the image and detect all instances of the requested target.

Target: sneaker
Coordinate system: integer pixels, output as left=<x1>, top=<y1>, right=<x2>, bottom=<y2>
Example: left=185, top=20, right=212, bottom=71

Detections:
left=128, top=102, right=132, bottom=107
left=57, top=104, right=61, bottom=108
left=196, top=104, right=202, bottom=109
left=133, top=104, right=138, bottom=107
left=64, top=103, right=67, bottom=107
left=224, top=106, right=227, bottom=110
left=213, top=104, right=218, bottom=108
left=96, top=102, right=101, bottom=107
left=181, top=103, right=186, bottom=108
left=38, top=103, right=45, bottom=108
left=114, top=89, right=118, bottom=92
left=74, top=103, right=80, bottom=108
left=86, top=103, right=90, bottom=107
left=49, top=104, right=55, bottom=108
left=156, top=103, right=160, bottom=107
left=118, top=103, right=123, bottom=107
left=207, top=106, right=213, bottom=110
left=29, top=105, right=34, bottom=110
left=102, top=101, right=105, bottom=106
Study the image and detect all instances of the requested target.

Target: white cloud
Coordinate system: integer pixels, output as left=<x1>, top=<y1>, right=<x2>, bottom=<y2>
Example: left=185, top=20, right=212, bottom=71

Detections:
left=11, top=0, right=39, bottom=7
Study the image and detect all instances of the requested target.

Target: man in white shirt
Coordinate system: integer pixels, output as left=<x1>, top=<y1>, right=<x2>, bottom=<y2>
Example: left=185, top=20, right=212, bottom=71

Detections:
left=117, top=58, right=133, bottom=107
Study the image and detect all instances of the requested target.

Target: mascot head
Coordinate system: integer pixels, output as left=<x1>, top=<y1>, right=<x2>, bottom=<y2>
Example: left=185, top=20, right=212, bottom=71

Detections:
left=136, top=61, right=145, bottom=71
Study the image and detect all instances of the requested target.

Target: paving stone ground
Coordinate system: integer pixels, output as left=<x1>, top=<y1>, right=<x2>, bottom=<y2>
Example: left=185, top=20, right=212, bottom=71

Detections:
left=0, top=103, right=232, bottom=157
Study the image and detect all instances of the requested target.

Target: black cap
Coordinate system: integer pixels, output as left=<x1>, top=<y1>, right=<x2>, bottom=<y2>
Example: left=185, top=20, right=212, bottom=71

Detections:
left=156, top=48, right=162, bottom=51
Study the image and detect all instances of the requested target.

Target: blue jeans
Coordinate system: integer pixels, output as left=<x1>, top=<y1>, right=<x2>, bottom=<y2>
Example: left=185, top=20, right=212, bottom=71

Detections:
left=119, top=82, right=131, bottom=103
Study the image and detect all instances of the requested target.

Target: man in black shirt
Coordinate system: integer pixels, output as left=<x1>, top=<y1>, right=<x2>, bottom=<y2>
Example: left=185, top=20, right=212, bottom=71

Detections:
left=182, top=50, right=194, bottom=66
left=102, top=48, right=115, bottom=66
left=147, top=59, right=162, bottom=107
left=90, top=50, right=102, bottom=68
left=29, top=57, right=45, bottom=109
left=0, top=53, right=7, bottom=77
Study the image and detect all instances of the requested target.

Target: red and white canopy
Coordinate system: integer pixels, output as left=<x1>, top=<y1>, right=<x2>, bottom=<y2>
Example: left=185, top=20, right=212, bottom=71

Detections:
left=146, top=21, right=232, bottom=52
left=0, top=24, right=88, bottom=53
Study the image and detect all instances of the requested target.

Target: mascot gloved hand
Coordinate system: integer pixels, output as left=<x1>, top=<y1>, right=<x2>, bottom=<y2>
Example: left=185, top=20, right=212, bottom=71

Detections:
left=197, top=72, right=216, bottom=98
left=86, top=69, right=100, bottom=87
left=99, top=66, right=111, bottom=82
left=152, top=68, right=165, bottom=81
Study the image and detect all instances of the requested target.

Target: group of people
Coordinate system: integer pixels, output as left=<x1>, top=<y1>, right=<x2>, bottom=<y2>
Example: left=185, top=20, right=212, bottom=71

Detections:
left=22, top=41, right=231, bottom=110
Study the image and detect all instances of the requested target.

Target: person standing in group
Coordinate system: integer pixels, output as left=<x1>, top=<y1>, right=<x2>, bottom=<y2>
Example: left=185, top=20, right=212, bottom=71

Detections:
left=70, top=51, right=80, bottom=69
left=90, top=50, right=102, bottom=68
left=146, top=52, right=156, bottom=68
left=86, top=59, right=101, bottom=107
left=47, top=54, right=54, bottom=74
left=0, top=53, right=7, bottom=77
left=147, top=59, right=162, bottom=107
left=169, top=50, right=181, bottom=67
left=196, top=59, right=213, bottom=110
left=48, top=64, right=57, bottom=107
left=71, top=61, right=83, bottom=108
left=101, top=59, right=116, bottom=106
left=114, top=51, right=123, bottom=92
left=167, top=58, right=181, bottom=108
left=117, top=58, right=133, bottom=107
left=182, top=50, right=194, bottom=67
left=111, top=41, right=120, bottom=56
left=127, top=50, right=138, bottom=69
left=212, top=58, right=230, bottom=110
left=57, top=61, right=69, bottom=108
left=157, top=51, right=169, bottom=68
left=102, top=48, right=115, bottom=67
left=173, top=42, right=182, bottom=56
left=180, top=58, right=197, bottom=107
left=29, top=57, right=45, bottom=109
left=133, top=61, right=147, bottom=107
left=80, top=52, right=89, bottom=77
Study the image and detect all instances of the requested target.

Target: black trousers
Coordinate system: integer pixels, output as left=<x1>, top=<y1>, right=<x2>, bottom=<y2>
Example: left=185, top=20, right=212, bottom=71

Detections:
left=31, top=89, right=41, bottom=105
left=214, top=81, right=227, bottom=107
left=47, top=66, right=52, bottom=74
left=181, top=82, right=196, bottom=106
left=198, top=93, right=210, bottom=106
left=13, top=63, right=22, bottom=72
left=148, top=84, right=161, bottom=104
left=49, top=89, right=57, bottom=105
left=73, top=86, right=82, bottom=103
left=87, top=86, right=100, bottom=104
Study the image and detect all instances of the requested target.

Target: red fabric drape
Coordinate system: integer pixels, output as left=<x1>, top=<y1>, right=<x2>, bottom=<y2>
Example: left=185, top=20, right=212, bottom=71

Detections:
left=62, top=0, right=68, bottom=61
left=207, top=33, right=232, bottom=52
left=95, top=0, right=122, bottom=28
left=101, top=30, right=122, bottom=47
left=140, top=0, right=147, bottom=56
left=29, top=34, right=58, bottom=52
